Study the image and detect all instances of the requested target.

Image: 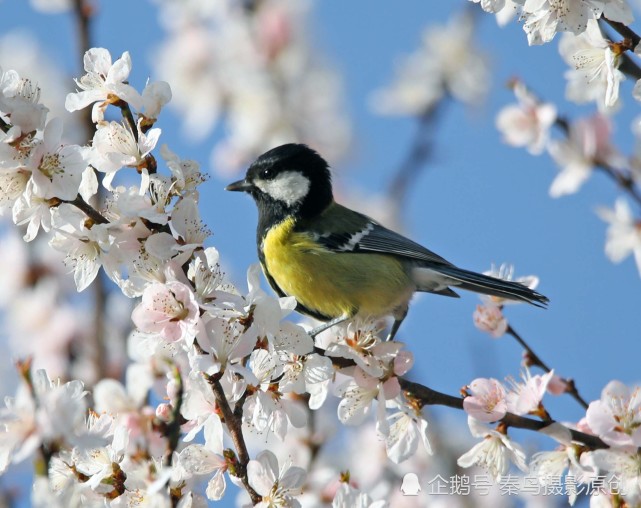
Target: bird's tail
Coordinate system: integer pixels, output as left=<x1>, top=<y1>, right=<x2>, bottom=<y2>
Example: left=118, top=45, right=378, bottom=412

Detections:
left=422, top=265, right=549, bottom=307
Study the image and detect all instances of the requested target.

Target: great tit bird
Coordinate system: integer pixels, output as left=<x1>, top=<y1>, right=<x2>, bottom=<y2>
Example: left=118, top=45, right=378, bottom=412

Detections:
left=226, top=143, right=548, bottom=340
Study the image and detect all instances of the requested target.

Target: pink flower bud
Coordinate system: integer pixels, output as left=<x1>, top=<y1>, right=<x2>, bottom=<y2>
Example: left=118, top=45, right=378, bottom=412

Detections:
left=156, top=403, right=173, bottom=422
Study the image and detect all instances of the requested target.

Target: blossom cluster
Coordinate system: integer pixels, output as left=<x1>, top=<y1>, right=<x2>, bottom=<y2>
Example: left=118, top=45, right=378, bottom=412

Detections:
left=152, top=0, right=351, bottom=175
left=459, top=374, right=641, bottom=507
left=0, top=48, right=433, bottom=507
left=473, top=0, right=641, bottom=278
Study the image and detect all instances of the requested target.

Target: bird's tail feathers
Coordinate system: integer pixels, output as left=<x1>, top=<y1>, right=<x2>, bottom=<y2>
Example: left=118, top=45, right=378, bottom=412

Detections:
left=417, top=265, right=549, bottom=307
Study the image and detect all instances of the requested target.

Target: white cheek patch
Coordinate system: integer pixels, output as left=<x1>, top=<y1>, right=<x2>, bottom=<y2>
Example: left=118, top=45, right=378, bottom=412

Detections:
left=254, top=171, right=311, bottom=206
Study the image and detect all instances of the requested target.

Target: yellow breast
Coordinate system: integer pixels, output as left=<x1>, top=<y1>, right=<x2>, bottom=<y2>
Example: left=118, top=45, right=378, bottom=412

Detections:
left=262, top=217, right=413, bottom=320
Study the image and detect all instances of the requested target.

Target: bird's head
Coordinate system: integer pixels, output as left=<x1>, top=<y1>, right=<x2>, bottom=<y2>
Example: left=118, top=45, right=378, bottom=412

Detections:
left=226, top=143, right=333, bottom=218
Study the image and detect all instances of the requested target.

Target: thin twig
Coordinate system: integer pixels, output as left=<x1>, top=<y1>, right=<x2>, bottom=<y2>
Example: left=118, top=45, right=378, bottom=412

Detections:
left=603, top=17, right=641, bottom=48
left=67, top=195, right=109, bottom=224
left=115, top=99, right=139, bottom=142
left=397, top=378, right=605, bottom=449
left=72, top=0, right=110, bottom=384
left=554, top=118, right=641, bottom=209
left=209, top=378, right=261, bottom=505
left=165, top=365, right=185, bottom=466
left=506, top=325, right=590, bottom=410
left=598, top=17, right=641, bottom=80
left=319, top=348, right=603, bottom=449
left=596, top=163, right=641, bottom=207
left=388, top=103, right=441, bottom=203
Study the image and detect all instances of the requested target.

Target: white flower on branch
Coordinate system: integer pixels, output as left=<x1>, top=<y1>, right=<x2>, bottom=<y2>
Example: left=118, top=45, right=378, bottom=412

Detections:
left=160, top=144, right=207, bottom=197
left=27, top=118, right=86, bottom=201
left=469, top=0, right=507, bottom=13
left=548, top=114, right=624, bottom=198
left=187, top=248, right=238, bottom=309
left=247, top=450, right=306, bottom=508
left=332, top=480, right=389, bottom=508
left=559, top=19, right=624, bottom=111
left=65, top=48, right=143, bottom=123
left=0, top=67, right=48, bottom=135
left=463, top=377, right=507, bottom=422
left=520, top=0, right=602, bottom=45
left=90, top=119, right=160, bottom=191
left=383, top=404, right=432, bottom=464
left=0, top=381, right=37, bottom=474
left=278, top=352, right=333, bottom=410
left=13, top=181, right=54, bottom=242
left=597, top=199, right=641, bottom=277
left=243, top=349, right=307, bottom=440
left=529, top=423, right=597, bottom=505
left=586, top=380, right=641, bottom=447
left=72, top=424, right=129, bottom=493
left=473, top=303, right=508, bottom=338
left=131, top=280, right=202, bottom=344
left=457, top=416, right=528, bottom=481
left=141, top=80, right=172, bottom=122
left=178, top=440, right=227, bottom=501
left=181, top=374, right=224, bottom=447
left=590, top=448, right=641, bottom=501
left=496, top=80, right=557, bottom=155
left=0, top=370, right=88, bottom=474
left=49, top=204, right=114, bottom=291
left=505, top=369, right=555, bottom=417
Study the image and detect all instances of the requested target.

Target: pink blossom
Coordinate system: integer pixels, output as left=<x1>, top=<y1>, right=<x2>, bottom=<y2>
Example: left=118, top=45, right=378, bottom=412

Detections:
left=131, top=281, right=201, bottom=343
left=547, top=374, right=569, bottom=396
left=586, top=380, right=641, bottom=448
left=548, top=114, right=625, bottom=198
left=496, top=80, right=557, bottom=155
left=473, top=303, right=507, bottom=338
left=463, top=378, right=507, bottom=422
left=507, top=370, right=554, bottom=416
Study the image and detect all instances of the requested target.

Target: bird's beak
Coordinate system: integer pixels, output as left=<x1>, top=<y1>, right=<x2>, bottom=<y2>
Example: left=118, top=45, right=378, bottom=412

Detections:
left=225, top=179, right=254, bottom=192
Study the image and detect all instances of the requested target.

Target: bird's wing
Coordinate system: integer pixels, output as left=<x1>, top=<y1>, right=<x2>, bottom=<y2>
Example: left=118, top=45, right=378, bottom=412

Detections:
left=301, top=203, right=549, bottom=307
left=306, top=203, right=454, bottom=266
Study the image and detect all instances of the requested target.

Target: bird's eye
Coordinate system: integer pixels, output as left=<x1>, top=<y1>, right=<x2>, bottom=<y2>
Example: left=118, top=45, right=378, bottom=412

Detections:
left=261, top=167, right=275, bottom=180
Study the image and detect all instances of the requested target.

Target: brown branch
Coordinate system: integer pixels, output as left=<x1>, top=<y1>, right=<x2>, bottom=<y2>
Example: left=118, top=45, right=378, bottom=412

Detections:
left=554, top=117, right=641, bottom=209
left=165, top=365, right=185, bottom=466
left=71, top=0, right=110, bottom=385
left=596, top=163, right=641, bottom=207
left=209, top=377, right=261, bottom=505
left=598, top=17, right=641, bottom=80
left=318, top=348, right=605, bottom=450
left=114, top=99, right=139, bottom=142
left=66, top=195, right=109, bottom=224
left=506, top=325, right=589, bottom=410
left=603, top=17, right=640, bottom=48
left=397, top=378, right=606, bottom=449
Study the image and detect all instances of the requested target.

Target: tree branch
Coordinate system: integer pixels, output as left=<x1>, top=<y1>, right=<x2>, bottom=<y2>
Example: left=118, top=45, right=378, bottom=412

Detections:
left=397, top=378, right=606, bottom=448
left=318, top=347, right=606, bottom=450
left=66, top=195, right=109, bottom=224
left=71, top=0, right=111, bottom=385
left=603, top=17, right=640, bottom=48
left=209, top=377, right=261, bottom=505
left=506, top=325, right=589, bottom=410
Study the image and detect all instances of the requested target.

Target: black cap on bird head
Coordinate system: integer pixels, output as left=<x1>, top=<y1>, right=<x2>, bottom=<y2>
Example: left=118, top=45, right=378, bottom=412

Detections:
left=226, top=143, right=333, bottom=219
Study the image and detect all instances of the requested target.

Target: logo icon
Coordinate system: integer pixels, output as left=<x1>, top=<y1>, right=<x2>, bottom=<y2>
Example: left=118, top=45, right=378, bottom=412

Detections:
left=401, top=472, right=421, bottom=496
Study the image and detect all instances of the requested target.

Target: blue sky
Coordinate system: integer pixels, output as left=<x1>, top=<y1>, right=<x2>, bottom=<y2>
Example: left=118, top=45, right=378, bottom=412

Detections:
left=1, top=0, right=641, bottom=504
